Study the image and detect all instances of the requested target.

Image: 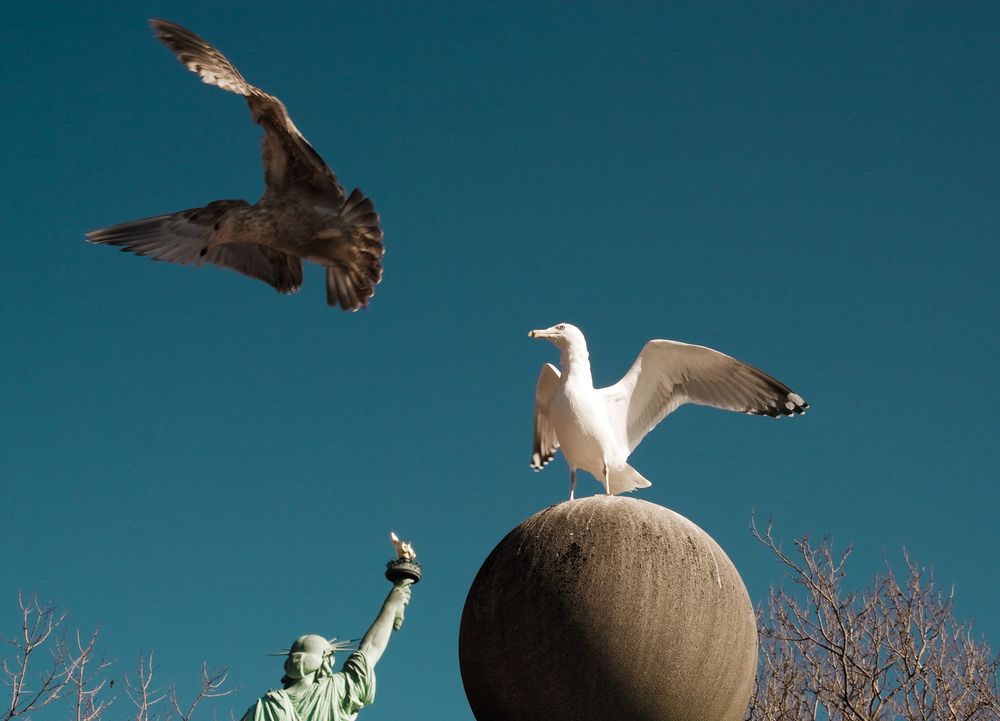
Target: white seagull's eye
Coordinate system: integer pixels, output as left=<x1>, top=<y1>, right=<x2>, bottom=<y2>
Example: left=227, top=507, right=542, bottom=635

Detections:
left=556, top=324, right=566, bottom=330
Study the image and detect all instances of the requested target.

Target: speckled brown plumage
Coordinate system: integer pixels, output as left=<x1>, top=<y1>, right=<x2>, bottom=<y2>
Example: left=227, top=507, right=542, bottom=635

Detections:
left=86, top=19, right=384, bottom=311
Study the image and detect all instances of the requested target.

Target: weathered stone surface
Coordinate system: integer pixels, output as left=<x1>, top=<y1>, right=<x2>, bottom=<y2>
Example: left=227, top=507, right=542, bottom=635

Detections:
left=459, top=496, right=757, bottom=721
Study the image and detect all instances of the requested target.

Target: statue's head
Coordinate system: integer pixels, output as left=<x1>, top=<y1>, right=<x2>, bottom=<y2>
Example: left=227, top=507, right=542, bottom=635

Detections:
left=282, top=634, right=335, bottom=685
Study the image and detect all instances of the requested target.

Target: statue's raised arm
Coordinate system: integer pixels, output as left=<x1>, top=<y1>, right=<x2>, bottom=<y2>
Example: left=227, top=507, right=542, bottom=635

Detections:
left=357, top=581, right=411, bottom=667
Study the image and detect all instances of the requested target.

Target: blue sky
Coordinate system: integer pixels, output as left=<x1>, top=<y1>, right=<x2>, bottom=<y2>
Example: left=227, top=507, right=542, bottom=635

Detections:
left=3, top=2, right=998, bottom=719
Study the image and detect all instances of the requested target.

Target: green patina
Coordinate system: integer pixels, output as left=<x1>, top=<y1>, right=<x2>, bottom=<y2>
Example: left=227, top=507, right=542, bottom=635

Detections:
left=240, top=576, right=411, bottom=721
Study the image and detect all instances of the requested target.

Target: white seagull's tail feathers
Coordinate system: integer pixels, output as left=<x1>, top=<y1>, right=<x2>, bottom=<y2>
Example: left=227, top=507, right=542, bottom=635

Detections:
left=609, top=465, right=652, bottom=495
left=150, top=19, right=253, bottom=96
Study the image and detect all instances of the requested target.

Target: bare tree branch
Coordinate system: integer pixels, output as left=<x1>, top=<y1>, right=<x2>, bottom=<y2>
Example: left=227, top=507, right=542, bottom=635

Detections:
left=64, top=629, right=113, bottom=721
left=125, top=653, right=169, bottom=721
left=747, top=516, right=1000, bottom=721
left=168, top=664, right=234, bottom=721
left=2, top=593, right=75, bottom=721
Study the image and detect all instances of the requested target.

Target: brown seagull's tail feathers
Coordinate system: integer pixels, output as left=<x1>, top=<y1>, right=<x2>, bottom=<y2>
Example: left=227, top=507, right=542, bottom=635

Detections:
left=323, top=189, right=384, bottom=311
left=341, top=188, right=384, bottom=254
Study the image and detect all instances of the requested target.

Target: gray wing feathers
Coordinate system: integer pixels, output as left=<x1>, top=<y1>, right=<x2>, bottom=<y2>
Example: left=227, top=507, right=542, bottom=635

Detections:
left=605, top=340, right=808, bottom=453
left=86, top=203, right=303, bottom=294
left=531, top=363, right=561, bottom=470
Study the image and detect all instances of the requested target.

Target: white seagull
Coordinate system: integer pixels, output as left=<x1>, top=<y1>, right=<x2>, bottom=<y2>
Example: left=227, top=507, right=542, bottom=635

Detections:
left=529, top=323, right=808, bottom=500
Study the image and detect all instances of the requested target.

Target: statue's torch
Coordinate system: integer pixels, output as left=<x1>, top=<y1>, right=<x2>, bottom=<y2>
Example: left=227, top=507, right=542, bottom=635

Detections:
left=385, top=532, right=421, bottom=630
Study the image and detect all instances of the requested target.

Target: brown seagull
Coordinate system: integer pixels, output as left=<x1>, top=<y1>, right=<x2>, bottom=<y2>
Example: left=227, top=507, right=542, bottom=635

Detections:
left=87, top=19, right=384, bottom=310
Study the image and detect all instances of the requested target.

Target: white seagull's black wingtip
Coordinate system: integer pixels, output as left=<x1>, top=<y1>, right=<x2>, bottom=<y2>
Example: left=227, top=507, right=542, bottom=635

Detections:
left=751, top=391, right=809, bottom=418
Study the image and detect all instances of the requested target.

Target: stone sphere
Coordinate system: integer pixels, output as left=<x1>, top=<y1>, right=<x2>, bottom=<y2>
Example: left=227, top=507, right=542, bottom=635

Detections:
left=459, top=496, right=757, bottom=721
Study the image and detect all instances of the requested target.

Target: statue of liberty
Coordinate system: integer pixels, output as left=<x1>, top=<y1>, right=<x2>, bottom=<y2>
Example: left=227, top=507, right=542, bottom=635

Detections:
left=241, top=535, right=417, bottom=721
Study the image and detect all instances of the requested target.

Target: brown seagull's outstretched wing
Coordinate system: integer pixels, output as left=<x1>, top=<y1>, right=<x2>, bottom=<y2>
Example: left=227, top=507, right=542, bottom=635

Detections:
left=86, top=202, right=304, bottom=294
left=149, top=19, right=346, bottom=201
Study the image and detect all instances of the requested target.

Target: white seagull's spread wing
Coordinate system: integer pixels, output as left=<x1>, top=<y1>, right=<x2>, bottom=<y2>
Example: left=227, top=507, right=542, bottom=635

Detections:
left=531, top=363, right=561, bottom=469
left=601, top=340, right=808, bottom=454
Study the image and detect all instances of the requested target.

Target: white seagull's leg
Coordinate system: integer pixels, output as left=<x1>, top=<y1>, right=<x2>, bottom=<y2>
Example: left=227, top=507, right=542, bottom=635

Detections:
left=602, top=462, right=611, bottom=496
left=569, top=469, right=577, bottom=501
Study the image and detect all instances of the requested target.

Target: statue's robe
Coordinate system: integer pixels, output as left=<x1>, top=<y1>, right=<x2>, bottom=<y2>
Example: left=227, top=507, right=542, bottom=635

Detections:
left=241, top=652, right=375, bottom=721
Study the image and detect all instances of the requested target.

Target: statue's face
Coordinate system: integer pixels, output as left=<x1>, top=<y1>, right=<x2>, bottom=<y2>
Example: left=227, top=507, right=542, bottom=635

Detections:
left=283, top=634, right=328, bottom=680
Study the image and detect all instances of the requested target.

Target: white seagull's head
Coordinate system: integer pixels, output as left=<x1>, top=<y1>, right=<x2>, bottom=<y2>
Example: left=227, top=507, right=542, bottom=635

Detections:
left=528, top=322, right=587, bottom=351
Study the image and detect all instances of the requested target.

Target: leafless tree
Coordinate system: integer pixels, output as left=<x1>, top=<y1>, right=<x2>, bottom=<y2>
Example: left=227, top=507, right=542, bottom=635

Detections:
left=3, top=595, right=233, bottom=721
left=1, top=593, right=104, bottom=721
left=747, top=518, right=1000, bottom=721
